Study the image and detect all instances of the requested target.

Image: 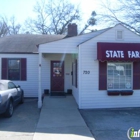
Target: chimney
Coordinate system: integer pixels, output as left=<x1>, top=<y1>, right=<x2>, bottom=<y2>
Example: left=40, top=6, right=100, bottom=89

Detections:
left=67, top=23, right=77, bottom=37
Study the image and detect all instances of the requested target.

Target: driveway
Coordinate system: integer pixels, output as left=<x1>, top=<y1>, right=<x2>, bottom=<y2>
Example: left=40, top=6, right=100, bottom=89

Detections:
left=0, top=98, right=40, bottom=140
left=80, top=108, right=140, bottom=140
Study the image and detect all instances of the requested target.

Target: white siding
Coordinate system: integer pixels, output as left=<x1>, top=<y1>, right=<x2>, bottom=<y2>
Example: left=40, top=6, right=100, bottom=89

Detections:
left=72, top=54, right=79, bottom=105
left=79, top=24, right=140, bottom=109
left=0, top=54, right=38, bottom=97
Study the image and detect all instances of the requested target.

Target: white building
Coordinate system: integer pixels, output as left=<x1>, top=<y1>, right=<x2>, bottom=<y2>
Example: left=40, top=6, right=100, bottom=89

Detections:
left=1, top=24, right=140, bottom=109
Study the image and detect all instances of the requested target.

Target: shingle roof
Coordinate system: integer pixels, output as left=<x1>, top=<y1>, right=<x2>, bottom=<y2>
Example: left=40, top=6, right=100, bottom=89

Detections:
left=0, top=27, right=112, bottom=53
left=77, top=27, right=112, bottom=46
left=0, top=34, right=65, bottom=53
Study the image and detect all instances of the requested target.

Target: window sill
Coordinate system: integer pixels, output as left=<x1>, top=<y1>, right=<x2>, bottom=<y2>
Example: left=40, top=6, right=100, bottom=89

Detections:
left=107, top=90, right=133, bottom=96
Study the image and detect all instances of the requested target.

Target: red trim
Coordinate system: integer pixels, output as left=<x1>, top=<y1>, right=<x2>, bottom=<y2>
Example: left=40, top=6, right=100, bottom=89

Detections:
left=133, top=62, right=140, bottom=89
left=21, top=58, right=27, bottom=81
left=97, top=42, right=140, bottom=61
left=99, top=61, right=107, bottom=90
left=1, top=58, right=8, bottom=79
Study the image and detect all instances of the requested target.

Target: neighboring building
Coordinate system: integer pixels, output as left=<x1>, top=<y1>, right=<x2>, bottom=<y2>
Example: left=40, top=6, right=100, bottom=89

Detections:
left=1, top=24, right=140, bottom=109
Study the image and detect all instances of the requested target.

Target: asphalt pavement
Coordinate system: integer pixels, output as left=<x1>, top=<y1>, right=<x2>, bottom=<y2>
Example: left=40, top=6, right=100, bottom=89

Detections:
left=80, top=108, right=140, bottom=140
left=1, top=97, right=140, bottom=140
left=0, top=98, right=40, bottom=140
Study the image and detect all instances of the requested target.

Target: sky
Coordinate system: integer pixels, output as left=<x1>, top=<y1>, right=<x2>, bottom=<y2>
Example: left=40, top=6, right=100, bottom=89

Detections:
left=0, top=0, right=111, bottom=30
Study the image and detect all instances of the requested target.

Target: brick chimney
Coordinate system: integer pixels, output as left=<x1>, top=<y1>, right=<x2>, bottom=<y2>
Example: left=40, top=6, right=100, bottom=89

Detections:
left=67, top=23, right=77, bottom=37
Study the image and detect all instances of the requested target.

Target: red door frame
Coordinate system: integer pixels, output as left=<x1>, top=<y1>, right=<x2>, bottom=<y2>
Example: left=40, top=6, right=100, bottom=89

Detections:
left=51, top=61, right=64, bottom=92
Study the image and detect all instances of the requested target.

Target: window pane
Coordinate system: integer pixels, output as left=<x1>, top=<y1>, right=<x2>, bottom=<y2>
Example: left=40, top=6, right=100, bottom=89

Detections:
left=114, top=83, right=119, bottom=89
left=126, top=70, right=131, bottom=75
left=126, top=64, right=131, bottom=69
left=8, top=59, right=20, bottom=80
left=8, top=82, right=16, bottom=89
left=8, top=69, right=20, bottom=80
left=9, top=59, right=20, bottom=69
left=120, top=83, right=125, bottom=89
left=114, top=78, right=119, bottom=83
left=108, top=70, right=113, bottom=76
left=53, top=62, right=62, bottom=77
left=107, top=62, right=132, bottom=90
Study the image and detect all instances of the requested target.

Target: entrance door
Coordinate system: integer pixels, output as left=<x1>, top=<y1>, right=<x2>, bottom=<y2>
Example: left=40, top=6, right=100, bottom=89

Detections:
left=51, top=61, right=64, bottom=91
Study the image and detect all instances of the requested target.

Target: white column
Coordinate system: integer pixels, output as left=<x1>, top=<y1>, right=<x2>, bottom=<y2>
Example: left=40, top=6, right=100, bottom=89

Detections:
left=38, top=52, right=42, bottom=108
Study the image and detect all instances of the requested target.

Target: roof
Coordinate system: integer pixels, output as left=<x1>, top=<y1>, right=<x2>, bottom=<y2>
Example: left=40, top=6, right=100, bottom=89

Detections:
left=39, top=27, right=112, bottom=48
left=77, top=27, right=112, bottom=46
left=0, top=34, right=65, bottom=53
left=0, top=27, right=112, bottom=53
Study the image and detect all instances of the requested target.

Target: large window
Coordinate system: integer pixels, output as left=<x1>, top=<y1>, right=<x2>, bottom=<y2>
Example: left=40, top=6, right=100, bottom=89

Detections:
left=8, top=59, right=20, bottom=80
left=107, top=62, right=132, bottom=90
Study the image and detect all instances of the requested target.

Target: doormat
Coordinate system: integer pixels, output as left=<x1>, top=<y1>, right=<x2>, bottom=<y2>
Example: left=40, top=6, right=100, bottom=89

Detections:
left=50, top=92, right=66, bottom=97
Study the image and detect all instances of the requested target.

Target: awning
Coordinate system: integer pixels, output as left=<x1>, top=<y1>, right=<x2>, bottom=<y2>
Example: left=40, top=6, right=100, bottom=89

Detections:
left=97, top=42, right=140, bottom=61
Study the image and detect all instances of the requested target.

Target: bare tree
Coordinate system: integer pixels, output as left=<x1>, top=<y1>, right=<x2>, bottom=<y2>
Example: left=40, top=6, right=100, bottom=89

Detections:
left=8, top=16, right=21, bottom=35
left=0, top=17, right=9, bottom=37
left=0, top=16, right=22, bottom=37
left=99, top=0, right=140, bottom=34
left=25, top=0, right=97, bottom=35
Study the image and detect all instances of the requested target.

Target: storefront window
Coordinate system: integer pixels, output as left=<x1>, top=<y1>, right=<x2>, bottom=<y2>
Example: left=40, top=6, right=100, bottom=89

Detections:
left=107, top=62, right=132, bottom=90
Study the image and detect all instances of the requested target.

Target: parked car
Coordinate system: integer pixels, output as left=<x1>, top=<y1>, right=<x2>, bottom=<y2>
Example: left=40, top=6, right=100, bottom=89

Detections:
left=0, top=80, right=24, bottom=117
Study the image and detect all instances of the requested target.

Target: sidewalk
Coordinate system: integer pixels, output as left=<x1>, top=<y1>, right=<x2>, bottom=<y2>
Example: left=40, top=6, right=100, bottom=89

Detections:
left=33, top=96, right=95, bottom=140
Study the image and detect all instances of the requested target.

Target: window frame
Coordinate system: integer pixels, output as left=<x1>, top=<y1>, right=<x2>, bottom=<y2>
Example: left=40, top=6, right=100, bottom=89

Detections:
left=116, top=30, right=124, bottom=40
left=1, top=58, right=27, bottom=81
left=8, top=58, right=21, bottom=81
left=107, top=62, right=133, bottom=90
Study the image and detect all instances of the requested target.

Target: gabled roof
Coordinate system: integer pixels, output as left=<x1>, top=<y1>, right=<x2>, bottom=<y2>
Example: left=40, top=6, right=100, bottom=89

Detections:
left=0, top=34, right=65, bottom=53
left=39, top=27, right=112, bottom=48
left=77, top=27, right=112, bottom=46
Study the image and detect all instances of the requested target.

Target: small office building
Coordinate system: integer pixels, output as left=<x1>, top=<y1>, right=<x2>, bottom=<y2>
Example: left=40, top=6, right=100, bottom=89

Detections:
left=1, top=24, right=140, bottom=109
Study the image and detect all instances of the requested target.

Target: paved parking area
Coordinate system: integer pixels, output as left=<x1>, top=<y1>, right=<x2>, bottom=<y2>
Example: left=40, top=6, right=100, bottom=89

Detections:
left=0, top=98, right=40, bottom=140
left=80, top=108, right=140, bottom=140
left=1, top=97, right=140, bottom=140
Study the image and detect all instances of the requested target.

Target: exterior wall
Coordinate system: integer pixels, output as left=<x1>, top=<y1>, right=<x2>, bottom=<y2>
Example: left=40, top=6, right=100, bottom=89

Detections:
left=71, top=54, right=79, bottom=105
left=41, top=54, right=72, bottom=93
left=0, top=54, right=39, bottom=97
left=79, top=24, right=140, bottom=109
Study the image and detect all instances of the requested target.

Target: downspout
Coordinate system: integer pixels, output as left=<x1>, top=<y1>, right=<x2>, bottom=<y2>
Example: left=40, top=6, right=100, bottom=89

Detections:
left=38, top=52, right=42, bottom=108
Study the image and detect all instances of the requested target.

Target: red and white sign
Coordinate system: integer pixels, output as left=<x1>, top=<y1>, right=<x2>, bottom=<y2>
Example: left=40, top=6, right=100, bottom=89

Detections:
left=97, top=42, right=140, bottom=61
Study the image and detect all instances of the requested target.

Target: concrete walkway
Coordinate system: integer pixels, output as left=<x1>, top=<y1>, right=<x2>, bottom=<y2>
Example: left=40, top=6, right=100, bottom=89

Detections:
left=33, top=96, right=95, bottom=140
